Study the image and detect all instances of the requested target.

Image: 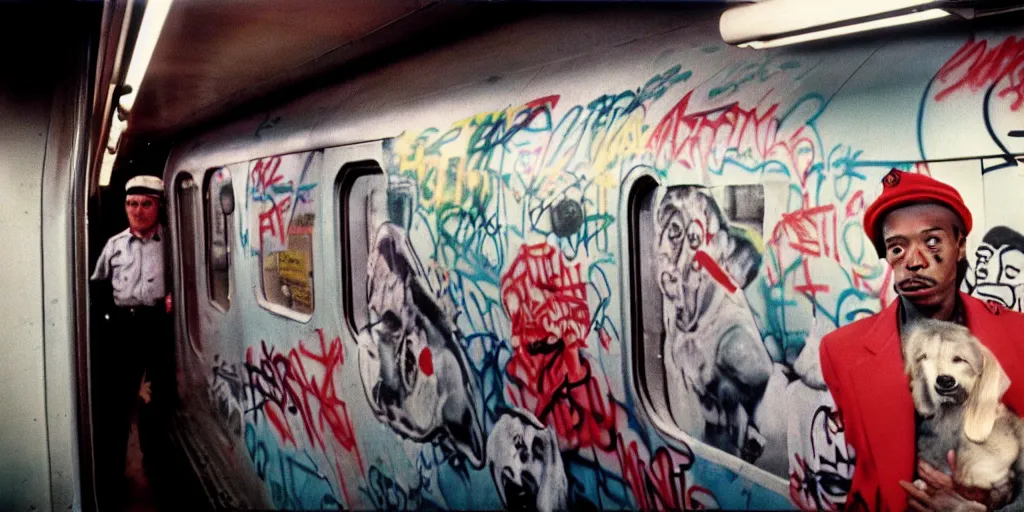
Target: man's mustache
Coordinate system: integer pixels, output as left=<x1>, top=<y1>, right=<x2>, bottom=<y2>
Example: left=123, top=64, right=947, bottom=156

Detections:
left=897, top=277, right=937, bottom=290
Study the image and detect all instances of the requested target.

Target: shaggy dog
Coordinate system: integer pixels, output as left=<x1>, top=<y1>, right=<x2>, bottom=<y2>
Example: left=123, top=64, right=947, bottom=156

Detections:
left=903, top=318, right=1024, bottom=509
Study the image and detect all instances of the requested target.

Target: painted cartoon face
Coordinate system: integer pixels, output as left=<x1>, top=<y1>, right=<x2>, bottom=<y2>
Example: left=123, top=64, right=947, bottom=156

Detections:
left=790, top=404, right=854, bottom=511
left=655, top=186, right=764, bottom=396
left=361, top=223, right=485, bottom=467
left=655, top=187, right=761, bottom=338
left=973, top=229, right=1024, bottom=311
left=655, top=185, right=772, bottom=464
left=486, top=408, right=567, bottom=512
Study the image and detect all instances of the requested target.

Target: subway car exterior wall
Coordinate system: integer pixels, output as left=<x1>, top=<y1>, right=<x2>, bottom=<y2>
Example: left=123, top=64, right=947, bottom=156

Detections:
left=162, top=7, right=1024, bottom=511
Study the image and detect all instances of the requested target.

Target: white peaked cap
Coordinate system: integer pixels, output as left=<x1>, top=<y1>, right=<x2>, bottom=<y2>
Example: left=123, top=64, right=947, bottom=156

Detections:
left=125, top=175, right=164, bottom=196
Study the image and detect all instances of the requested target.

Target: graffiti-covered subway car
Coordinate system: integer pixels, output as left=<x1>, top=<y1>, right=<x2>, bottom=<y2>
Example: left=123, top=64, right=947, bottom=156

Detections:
left=162, top=6, right=1024, bottom=510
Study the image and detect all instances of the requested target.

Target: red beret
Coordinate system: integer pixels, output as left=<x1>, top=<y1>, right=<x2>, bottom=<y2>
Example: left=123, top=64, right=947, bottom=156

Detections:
left=863, top=169, right=973, bottom=257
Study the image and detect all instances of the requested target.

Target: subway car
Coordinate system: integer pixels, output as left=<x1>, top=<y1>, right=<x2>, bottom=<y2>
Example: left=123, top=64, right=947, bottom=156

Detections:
left=4, top=0, right=1024, bottom=511
left=158, top=5, right=1024, bottom=512
left=151, top=4, right=1024, bottom=510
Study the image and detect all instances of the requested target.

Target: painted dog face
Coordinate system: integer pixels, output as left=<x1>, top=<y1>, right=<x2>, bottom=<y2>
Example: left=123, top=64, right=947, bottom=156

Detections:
left=486, top=408, right=567, bottom=512
left=655, top=186, right=761, bottom=339
left=361, top=223, right=485, bottom=467
left=655, top=186, right=763, bottom=394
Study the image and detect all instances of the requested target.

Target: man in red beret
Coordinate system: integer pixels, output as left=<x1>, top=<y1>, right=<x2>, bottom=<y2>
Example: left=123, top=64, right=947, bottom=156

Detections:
left=819, top=168, right=1024, bottom=511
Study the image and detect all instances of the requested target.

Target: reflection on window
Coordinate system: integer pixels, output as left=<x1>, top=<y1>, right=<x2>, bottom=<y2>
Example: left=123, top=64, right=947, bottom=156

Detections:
left=248, top=151, right=319, bottom=316
left=338, top=163, right=386, bottom=334
left=204, top=167, right=234, bottom=311
left=633, top=181, right=790, bottom=477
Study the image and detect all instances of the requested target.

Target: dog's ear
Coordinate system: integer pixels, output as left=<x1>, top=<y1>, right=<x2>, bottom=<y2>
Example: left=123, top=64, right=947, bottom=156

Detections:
left=904, top=330, right=936, bottom=417
left=964, top=344, right=1012, bottom=443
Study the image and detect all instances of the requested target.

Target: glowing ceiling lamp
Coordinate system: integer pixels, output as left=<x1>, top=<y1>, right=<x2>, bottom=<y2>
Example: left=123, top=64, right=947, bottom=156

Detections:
left=99, top=0, right=173, bottom=187
left=720, top=0, right=953, bottom=50
left=738, top=9, right=951, bottom=49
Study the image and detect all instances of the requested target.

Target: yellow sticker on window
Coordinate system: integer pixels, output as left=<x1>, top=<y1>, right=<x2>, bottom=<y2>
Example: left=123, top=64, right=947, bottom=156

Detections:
left=278, top=250, right=308, bottom=285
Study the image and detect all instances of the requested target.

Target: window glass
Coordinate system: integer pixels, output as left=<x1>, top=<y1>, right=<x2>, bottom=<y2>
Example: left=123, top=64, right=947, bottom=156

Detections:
left=338, top=164, right=386, bottom=333
left=175, top=174, right=201, bottom=351
left=204, top=167, right=233, bottom=311
left=247, top=152, right=320, bottom=316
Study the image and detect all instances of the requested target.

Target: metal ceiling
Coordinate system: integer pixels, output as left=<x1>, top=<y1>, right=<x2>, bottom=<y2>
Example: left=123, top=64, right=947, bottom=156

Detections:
left=129, top=0, right=431, bottom=138
left=98, top=0, right=746, bottom=169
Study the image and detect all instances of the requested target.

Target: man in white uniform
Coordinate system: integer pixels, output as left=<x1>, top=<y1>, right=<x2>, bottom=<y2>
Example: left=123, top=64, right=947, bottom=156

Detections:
left=91, top=175, right=172, bottom=508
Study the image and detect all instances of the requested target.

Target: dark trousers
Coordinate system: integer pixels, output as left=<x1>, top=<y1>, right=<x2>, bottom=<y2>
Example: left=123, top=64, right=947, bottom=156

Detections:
left=93, top=305, right=173, bottom=510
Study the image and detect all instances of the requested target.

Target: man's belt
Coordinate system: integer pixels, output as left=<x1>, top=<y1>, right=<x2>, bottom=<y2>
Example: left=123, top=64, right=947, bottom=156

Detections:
left=111, top=304, right=164, bottom=317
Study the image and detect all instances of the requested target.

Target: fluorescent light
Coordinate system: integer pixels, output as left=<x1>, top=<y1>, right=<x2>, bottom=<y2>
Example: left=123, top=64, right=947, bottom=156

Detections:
left=100, top=0, right=172, bottom=188
left=99, top=151, right=117, bottom=187
left=720, top=0, right=940, bottom=44
left=107, top=114, right=126, bottom=152
left=118, top=0, right=173, bottom=113
left=738, top=9, right=950, bottom=49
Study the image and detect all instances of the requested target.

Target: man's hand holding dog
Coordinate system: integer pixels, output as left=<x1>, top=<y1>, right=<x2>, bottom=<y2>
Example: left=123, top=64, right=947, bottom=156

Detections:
left=900, top=451, right=986, bottom=512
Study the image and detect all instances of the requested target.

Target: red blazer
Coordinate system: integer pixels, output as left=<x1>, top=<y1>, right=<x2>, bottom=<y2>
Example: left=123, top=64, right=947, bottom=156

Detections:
left=819, top=291, right=1024, bottom=511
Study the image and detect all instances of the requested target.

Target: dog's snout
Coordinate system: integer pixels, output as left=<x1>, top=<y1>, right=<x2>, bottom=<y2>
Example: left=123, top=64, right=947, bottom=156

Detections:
left=935, top=374, right=957, bottom=390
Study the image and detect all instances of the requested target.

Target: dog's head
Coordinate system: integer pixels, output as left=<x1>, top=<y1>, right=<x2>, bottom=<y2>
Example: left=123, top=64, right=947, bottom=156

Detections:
left=360, top=223, right=486, bottom=467
left=655, top=186, right=761, bottom=335
left=486, top=408, right=567, bottom=512
left=903, top=318, right=1011, bottom=442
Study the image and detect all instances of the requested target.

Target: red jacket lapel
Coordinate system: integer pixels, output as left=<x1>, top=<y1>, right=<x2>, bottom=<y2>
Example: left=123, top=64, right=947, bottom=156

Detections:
left=848, top=300, right=916, bottom=509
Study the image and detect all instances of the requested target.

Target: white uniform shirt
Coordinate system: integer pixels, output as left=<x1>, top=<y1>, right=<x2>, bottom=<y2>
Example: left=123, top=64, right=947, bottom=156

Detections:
left=91, top=225, right=167, bottom=307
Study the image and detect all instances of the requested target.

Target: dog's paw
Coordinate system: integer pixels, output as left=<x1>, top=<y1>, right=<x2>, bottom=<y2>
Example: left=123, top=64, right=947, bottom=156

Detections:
left=954, top=473, right=985, bottom=491
left=954, top=469, right=996, bottom=491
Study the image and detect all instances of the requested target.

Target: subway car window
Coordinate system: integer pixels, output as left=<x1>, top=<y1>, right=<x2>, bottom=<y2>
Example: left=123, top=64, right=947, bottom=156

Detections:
left=247, top=152, right=320, bottom=317
left=632, top=181, right=782, bottom=475
left=204, top=167, right=233, bottom=311
left=338, top=163, right=386, bottom=334
left=175, top=173, right=202, bottom=351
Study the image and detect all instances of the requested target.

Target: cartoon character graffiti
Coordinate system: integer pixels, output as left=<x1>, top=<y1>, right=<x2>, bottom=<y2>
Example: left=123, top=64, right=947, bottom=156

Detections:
left=486, top=407, right=568, bottom=512
left=921, top=36, right=1024, bottom=172
left=360, top=222, right=487, bottom=468
left=788, top=403, right=855, bottom=511
left=654, top=185, right=773, bottom=464
left=965, top=225, right=1024, bottom=312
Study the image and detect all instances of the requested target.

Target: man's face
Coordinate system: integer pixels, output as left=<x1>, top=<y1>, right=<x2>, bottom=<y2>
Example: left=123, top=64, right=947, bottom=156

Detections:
left=882, top=203, right=966, bottom=307
left=125, top=194, right=159, bottom=234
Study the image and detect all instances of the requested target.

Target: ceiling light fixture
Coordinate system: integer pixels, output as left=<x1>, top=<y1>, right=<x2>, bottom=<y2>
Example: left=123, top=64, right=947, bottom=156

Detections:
left=100, top=0, right=173, bottom=187
left=738, top=9, right=951, bottom=49
left=720, top=0, right=954, bottom=50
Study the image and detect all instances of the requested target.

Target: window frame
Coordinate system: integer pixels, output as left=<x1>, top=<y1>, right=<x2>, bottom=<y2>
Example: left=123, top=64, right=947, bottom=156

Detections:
left=202, top=166, right=234, bottom=313
left=248, top=151, right=321, bottom=323
left=626, top=174, right=665, bottom=420
left=623, top=171, right=791, bottom=495
left=173, top=171, right=203, bottom=356
left=336, top=161, right=386, bottom=337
